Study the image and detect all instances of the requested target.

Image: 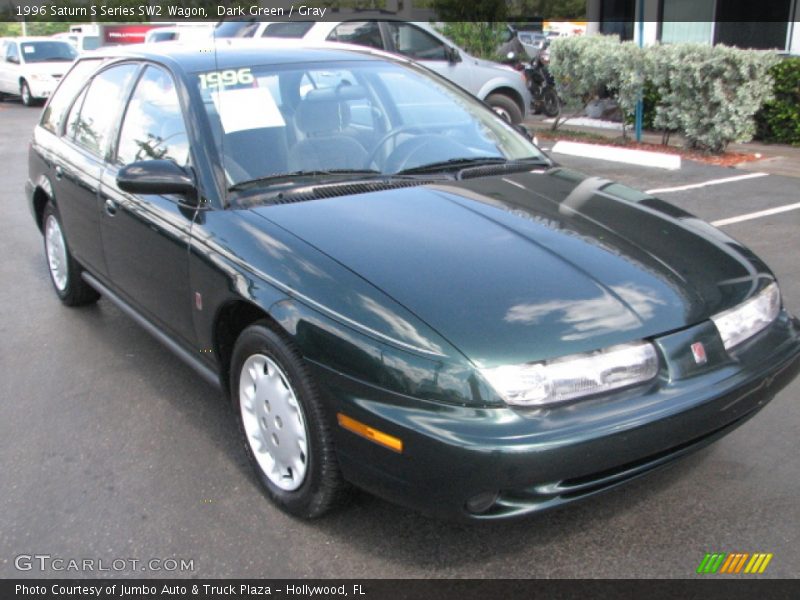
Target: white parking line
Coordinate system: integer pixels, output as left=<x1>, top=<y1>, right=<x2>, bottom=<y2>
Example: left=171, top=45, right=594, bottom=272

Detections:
left=645, top=172, right=768, bottom=195
left=711, top=202, right=800, bottom=227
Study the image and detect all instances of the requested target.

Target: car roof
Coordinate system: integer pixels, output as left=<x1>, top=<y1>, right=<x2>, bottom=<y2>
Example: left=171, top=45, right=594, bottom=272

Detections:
left=89, top=38, right=407, bottom=72
left=6, top=36, right=72, bottom=43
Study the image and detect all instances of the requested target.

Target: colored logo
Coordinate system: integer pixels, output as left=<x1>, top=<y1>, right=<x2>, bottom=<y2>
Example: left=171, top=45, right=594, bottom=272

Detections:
left=697, top=552, right=773, bottom=574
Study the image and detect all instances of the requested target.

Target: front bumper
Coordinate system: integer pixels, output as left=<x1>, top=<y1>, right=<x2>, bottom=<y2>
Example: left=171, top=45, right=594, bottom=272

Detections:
left=26, top=78, right=58, bottom=99
left=311, top=311, right=800, bottom=521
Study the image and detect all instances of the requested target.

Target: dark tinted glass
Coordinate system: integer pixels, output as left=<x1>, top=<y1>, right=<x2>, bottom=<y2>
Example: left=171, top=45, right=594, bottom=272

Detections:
left=19, top=41, right=77, bottom=63
left=328, top=22, right=383, bottom=49
left=262, top=22, right=314, bottom=38
left=214, top=21, right=259, bottom=38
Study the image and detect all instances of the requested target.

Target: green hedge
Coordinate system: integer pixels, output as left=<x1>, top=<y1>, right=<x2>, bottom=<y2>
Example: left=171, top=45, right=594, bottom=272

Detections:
left=755, top=57, right=800, bottom=146
left=550, top=36, right=779, bottom=153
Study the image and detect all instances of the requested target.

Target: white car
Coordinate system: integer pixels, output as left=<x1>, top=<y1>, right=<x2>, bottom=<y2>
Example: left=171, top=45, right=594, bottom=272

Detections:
left=144, top=24, right=215, bottom=44
left=0, top=37, right=77, bottom=106
left=214, top=20, right=531, bottom=124
left=51, top=31, right=100, bottom=53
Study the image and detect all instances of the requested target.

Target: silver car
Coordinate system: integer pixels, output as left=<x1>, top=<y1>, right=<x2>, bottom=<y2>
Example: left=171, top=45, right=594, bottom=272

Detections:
left=215, top=20, right=531, bottom=124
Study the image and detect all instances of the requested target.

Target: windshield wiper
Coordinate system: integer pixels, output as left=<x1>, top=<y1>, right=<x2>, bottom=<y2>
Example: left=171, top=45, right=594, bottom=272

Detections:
left=228, top=169, right=382, bottom=192
left=397, top=156, right=550, bottom=176
left=395, top=156, right=508, bottom=175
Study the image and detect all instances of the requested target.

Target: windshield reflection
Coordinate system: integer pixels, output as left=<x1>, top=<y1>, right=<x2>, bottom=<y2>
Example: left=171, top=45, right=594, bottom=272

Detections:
left=194, top=60, right=543, bottom=188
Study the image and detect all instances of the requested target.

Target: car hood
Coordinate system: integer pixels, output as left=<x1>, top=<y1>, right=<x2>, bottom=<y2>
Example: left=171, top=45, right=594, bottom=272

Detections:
left=250, top=168, right=773, bottom=367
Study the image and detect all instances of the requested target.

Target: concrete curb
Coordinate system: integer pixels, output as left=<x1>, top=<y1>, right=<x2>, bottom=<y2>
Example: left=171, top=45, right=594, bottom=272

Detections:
left=551, top=141, right=682, bottom=170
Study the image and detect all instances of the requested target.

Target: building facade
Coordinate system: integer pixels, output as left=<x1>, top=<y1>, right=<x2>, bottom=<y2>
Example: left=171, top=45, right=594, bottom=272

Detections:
left=586, top=0, right=799, bottom=55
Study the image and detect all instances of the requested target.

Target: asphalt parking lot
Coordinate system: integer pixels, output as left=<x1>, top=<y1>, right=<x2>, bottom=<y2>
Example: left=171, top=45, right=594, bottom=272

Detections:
left=1, top=98, right=798, bottom=579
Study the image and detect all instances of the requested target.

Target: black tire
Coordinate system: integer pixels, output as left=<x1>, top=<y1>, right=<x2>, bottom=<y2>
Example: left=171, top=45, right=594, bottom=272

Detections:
left=20, top=80, right=35, bottom=107
left=486, top=93, right=523, bottom=125
left=231, top=321, right=346, bottom=518
left=542, top=88, right=561, bottom=118
left=42, top=203, right=100, bottom=306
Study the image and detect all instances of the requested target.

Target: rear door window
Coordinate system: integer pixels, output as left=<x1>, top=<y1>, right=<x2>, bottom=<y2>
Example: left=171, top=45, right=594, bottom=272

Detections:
left=41, top=59, right=104, bottom=134
left=64, top=63, right=139, bottom=157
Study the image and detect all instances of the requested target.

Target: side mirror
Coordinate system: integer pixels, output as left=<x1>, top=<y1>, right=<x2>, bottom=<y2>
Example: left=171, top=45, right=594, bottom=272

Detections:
left=117, top=160, right=197, bottom=201
left=446, top=46, right=461, bottom=63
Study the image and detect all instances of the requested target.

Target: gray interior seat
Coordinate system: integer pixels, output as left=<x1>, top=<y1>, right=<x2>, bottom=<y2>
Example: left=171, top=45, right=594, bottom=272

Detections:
left=287, top=87, right=369, bottom=172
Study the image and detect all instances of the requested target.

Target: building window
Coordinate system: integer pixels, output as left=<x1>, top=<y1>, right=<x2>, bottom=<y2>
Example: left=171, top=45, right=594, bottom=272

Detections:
left=661, top=0, right=714, bottom=44
left=714, top=0, right=791, bottom=50
left=600, top=0, right=635, bottom=40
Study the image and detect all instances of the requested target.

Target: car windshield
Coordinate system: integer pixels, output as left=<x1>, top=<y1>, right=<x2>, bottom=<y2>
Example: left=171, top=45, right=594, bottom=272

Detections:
left=20, top=41, right=77, bottom=63
left=194, top=59, right=545, bottom=189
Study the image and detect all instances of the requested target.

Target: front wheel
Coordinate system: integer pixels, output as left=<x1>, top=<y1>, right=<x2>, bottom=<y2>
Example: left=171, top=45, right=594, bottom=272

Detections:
left=231, top=322, right=346, bottom=518
left=486, top=93, right=523, bottom=125
left=542, top=88, right=561, bottom=118
left=42, top=203, right=100, bottom=306
left=20, top=80, right=35, bottom=107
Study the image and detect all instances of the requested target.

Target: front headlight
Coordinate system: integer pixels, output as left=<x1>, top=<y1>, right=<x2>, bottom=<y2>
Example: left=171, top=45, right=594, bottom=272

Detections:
left=711, top=282, right=781, bottom=351
left=480, top=341, right=659, bottom=407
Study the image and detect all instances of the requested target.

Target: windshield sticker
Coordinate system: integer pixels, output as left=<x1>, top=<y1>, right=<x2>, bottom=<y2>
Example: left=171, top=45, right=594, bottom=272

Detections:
left=199, top=68, right=253, bottom=90
left=211, top=87, right=285, bottom=133
left=22, top=45, right=35, bottom=54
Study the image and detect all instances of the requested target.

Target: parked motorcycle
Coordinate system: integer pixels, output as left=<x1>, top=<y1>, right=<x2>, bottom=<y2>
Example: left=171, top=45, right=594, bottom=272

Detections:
left=526, top=45, right=560, bottom=117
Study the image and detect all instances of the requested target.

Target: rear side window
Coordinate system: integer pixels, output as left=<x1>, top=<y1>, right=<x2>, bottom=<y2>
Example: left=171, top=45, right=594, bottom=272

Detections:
left=41, top=59, right=104, bottom=134
left=65, top=63, right=138, bottom=157
left=116, top=66, right=190, bottom=167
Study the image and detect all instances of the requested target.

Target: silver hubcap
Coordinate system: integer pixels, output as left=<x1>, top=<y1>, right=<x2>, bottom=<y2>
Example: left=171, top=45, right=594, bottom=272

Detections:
left=45, top=215, right=68, bottom=291
left=239, top=354, right=308, bottom=491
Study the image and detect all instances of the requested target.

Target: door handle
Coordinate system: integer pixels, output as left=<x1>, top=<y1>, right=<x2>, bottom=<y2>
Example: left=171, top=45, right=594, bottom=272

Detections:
left=104, top=198, right=118, bottom=216
left=54, top=165, right=63, bottom=180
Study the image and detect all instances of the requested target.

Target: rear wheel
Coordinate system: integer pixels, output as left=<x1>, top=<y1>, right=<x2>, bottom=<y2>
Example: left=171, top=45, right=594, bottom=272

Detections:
left=487, top=93, right=523, bottom=125
left=20, top=80, right=35, bottom=107
left=542, top=88, right=560, bottom=118
left=42, top=203, right=100, bottom=306
left=231, top=322, right=346, bottom=518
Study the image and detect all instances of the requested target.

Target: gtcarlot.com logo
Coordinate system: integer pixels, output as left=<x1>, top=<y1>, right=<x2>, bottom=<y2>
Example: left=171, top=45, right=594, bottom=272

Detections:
left=14, top=554, right=194, bottom=573
left=697, top=552, right=773, bottom=574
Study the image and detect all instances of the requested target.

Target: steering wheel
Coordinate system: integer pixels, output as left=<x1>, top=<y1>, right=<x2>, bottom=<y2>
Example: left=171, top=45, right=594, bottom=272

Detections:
left=365, top=125, right=442, bottom=170
left=383, top=135, right=470, bottom=173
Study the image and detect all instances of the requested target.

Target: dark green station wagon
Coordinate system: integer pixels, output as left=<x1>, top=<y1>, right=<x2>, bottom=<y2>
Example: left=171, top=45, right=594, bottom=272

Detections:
left=26, top=39, right=800, bottom=520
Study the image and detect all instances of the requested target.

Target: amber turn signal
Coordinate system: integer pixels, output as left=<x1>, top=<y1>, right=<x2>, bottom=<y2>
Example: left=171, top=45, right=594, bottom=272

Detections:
left=337, top=413, right=403, bottom=453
